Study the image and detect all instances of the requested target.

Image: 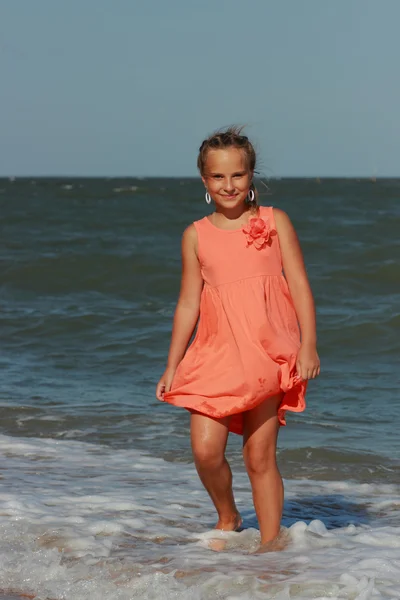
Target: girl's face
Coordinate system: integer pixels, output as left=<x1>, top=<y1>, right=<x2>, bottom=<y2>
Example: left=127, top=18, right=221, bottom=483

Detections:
left=202, top=148, right=252, bottom=210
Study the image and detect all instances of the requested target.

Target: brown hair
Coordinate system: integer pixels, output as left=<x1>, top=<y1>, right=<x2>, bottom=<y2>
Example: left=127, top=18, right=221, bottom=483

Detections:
left=197, top=126, right=258, bottom=210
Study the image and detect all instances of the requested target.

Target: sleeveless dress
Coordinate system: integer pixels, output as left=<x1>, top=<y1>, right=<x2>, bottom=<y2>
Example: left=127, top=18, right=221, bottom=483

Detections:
left=163, top=206, right=306, bottom=435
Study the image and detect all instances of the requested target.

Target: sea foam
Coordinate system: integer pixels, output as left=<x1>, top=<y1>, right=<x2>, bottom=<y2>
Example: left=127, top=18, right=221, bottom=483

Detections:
left=0, top=434, right=399, bottom=599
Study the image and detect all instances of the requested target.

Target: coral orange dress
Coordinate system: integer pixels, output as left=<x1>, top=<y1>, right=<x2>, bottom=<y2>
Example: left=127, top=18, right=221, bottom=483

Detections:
left=164, top=206, right=306, bottom=435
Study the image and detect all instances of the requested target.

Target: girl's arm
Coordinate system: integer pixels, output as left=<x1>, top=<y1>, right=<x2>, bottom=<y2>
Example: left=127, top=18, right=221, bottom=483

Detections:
left=273, top=208, right=320, bottom=380
left=156, top=224, right=203, bottom=400
left=166, top=224, right=204, bottom=369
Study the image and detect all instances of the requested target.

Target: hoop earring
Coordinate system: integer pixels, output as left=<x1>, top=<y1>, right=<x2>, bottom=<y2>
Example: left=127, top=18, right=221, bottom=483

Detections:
left=247, top=189, right=255, bottom=203
left=205, top=191, right=212, bottom=204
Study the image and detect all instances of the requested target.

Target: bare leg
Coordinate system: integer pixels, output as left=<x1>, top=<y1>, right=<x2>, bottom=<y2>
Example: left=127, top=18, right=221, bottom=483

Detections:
left=191, top=413, right=241, bottom=530
left=243, top=394, right=283, bottom=545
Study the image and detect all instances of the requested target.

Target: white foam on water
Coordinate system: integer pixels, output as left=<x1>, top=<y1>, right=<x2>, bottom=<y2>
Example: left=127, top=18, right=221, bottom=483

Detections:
left=16, top=415, right=66, bottom=427
left=0, top=433, right=399, bottom=599
left=112, top=186, right=138, bottom=193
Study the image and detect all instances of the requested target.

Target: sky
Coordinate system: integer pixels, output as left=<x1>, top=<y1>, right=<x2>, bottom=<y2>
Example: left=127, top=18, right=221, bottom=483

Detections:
left=1, top=0, right=400, bottom=177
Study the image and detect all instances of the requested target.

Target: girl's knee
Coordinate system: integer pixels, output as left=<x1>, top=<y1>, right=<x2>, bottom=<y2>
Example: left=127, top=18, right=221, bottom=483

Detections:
left=243, top=443, right=277, bottom=477
left=192, top=444, right=225, bottom=470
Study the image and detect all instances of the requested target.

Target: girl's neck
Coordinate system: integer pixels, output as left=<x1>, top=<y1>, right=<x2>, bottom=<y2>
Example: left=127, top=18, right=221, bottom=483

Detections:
left=213, top=205, right=258, bottom=221
left=208, top=206, right=259, bottom=230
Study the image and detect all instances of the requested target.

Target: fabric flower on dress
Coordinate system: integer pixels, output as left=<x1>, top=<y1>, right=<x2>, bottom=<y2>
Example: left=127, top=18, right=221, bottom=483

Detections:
left=242, top=217, right=277, bottom=249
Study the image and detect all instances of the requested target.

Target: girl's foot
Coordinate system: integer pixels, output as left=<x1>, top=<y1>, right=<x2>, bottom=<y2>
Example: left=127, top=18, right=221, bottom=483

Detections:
left=207, top=513, right=243, bottom=552
left=215, top=512, right=243, bottom=532
left=254, top=527, right=290, bottom=553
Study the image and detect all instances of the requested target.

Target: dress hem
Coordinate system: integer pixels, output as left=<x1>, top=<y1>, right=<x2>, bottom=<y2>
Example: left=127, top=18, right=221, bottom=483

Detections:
left=164, top=381, right=306, bottom=436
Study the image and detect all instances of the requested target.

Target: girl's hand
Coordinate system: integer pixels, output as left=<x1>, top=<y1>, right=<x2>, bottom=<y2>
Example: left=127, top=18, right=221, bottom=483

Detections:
left=296, top=344, right=320, bottom=381
left=156, top=366, right=176, bottom=401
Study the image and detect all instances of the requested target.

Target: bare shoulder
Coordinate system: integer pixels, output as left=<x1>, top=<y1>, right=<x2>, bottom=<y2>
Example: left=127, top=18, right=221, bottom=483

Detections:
left=181, top=223, right=199, bottom=259
left=273, top=208, right=298, bottom=243
left=182, top=222, right=197, bottom=242
left=272, top=207, right=302, bottom=261
left=272, top=207, right=292, bottom=229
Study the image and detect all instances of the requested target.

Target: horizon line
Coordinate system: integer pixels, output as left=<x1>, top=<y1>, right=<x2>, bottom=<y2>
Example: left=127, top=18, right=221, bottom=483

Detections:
left=0, top=175, right=398, bottom=180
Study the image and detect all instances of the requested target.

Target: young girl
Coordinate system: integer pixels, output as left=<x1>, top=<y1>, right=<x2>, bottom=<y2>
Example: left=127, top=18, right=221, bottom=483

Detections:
left=156, top=127, right=320, bottom=548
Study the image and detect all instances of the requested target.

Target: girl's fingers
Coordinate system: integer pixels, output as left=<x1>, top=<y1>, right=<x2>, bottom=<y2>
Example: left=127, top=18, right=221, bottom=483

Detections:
left=310, top=365, right=320, bottom=379
left=156, top=382, right=166, bottom=401
left=299, top=364, right=312, bottom=381
left=296, top=362, right=303, bottom=380
left=297, top=361, right=321, bottom=380
left=298, top=364, right=321, bottom=380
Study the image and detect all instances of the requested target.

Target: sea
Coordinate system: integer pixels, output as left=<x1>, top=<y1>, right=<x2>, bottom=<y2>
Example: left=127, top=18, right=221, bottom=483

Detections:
left=0, top=177, right=399, bottom=600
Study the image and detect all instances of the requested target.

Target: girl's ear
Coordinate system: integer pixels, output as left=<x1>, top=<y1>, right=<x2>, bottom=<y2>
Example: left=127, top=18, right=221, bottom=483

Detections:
left=201, top=176, right=207, bottom=187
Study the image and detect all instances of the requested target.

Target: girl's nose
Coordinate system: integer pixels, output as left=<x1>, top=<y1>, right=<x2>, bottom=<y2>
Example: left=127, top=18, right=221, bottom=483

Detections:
left=224, top=178, right=235, bottom=192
